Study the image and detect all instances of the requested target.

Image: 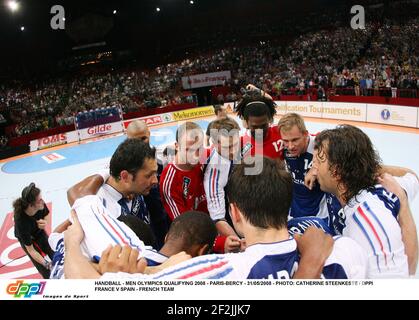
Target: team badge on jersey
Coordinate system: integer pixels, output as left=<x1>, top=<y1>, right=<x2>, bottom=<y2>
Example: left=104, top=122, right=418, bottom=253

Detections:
left=241, top=142, right=253, bottom=158
left=183, top=177, right=191, bottom=199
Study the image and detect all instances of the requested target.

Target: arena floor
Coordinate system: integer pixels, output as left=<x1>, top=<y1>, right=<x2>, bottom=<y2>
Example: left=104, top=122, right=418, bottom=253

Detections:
left=1, top=115, right=418, bottom=279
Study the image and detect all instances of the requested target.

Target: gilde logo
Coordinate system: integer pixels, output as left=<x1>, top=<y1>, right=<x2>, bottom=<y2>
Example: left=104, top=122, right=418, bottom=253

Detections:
left=381, top=109, right=391, bottom=120
left=6, top=280, right=46, bottom=298
left=87, top=124, right=112, bottom=135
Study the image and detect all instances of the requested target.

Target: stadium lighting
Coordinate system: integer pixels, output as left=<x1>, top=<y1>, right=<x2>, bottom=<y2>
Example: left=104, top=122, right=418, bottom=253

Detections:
left=20, top=26, right=25, bottom=31
left=7, top=0, right=20, bottom=12
left=113, top=10, right=117, bottom=14
left=190, top=1, right=194, bottom=4
left=156, top=7, right=160, bottom=12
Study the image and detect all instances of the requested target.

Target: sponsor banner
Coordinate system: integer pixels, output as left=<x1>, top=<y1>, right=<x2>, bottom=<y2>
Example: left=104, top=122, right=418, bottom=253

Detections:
left=366, top=104, right=418, bottom=128
left=78, top=121, right=124, bottom=141
left=172, top=106, right=215, bottom=121
left=321, top=102, right=367, bottom=122
left=182, top=71, right=231, bottom=89
left=30, top=131, right=79, bottom=152
left=274, top=101, right=288, bottom=116
left=417, top=108, right=419, bottom=129
left=282, top=101, right=323, bottom=118
left=0, top=204, right=52, bottom=280
left=123, top=113, right=173, bottom=129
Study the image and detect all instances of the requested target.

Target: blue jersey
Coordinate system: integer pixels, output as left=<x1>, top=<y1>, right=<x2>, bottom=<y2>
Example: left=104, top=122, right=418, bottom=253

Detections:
left=288, top=216, right=334, bottom=236
left=326, top=193, right=345, bottom=236
left=285, top=135, right=328, bottom=219
left=48, top=233, right=65, bottom=279
left=102, top=237, right=367, bottom=279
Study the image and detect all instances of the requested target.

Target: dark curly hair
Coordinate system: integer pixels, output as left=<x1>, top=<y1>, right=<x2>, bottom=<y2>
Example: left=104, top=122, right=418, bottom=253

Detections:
left=314, top=125, right=382, bottom=204
left=234, top=92, right=276, bottom=122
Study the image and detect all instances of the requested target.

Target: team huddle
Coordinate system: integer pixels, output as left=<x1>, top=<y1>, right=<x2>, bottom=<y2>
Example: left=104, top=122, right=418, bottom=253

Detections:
left=13, top=89, right=419, bottom=280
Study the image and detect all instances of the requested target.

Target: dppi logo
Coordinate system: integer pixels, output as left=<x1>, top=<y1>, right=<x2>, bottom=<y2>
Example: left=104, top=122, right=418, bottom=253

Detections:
left=6, top=280, right=46, bottom=298
left=381, top=109, right=391, bottom=120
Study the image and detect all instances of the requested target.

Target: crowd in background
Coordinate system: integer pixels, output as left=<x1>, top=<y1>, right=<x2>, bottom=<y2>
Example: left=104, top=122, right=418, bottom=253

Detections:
left=0, top=4, right=418, bottom=144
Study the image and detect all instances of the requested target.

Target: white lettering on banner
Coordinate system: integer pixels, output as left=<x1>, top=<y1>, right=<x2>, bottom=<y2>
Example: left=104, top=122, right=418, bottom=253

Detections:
left=87, top=124, right=112, bottom=135
left=182, top=71, right=231, bottom=89
left=142, top=116, right=163, bottom=126
left=78, top=121, right=124, bottom=141
left=366, top=104, right=418, bottom=128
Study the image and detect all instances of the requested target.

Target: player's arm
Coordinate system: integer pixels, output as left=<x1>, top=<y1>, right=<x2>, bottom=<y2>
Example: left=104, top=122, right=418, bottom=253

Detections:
left=246, top=84, right=274, bottom=101
left=378, top=173, right=418, bottom=275
left=67, top=174, right=105, bottom=207
left=53, top=219, right=72, bottom=233
left=215, top=220, right=238, bottom=237
left=380, top=165, right=418, bottom=180
left=204, top=167, right=238, bottom=237
left=292, top=226, right=334, bottom=279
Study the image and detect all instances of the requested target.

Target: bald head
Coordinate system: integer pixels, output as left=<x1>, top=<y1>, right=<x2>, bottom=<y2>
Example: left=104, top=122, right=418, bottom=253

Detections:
left=126, top=120, right=150, bottom=144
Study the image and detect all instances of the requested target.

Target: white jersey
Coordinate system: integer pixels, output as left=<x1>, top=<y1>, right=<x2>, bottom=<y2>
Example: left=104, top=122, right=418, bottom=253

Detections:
left=101, top=236, right=367, bottom=280
left=342, top=182, right=413, bottom=278
left=204, top=149, right=233, bottom=221
left=71, top=195, right=147, bottom=261
left=144, top=247, right=168, bottom=266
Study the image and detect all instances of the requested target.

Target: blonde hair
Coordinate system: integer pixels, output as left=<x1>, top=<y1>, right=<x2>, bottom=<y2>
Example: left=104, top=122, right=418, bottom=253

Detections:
left=278, top=113, right=307, bottom=133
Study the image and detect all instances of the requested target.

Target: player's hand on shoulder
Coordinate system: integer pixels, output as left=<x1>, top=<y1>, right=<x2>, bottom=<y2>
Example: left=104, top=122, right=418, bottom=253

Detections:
left=64, top=210, right=85, bottom=247
left=377, top=173, right=407, bottom=202
left=99, top=245, right=143, bottom=274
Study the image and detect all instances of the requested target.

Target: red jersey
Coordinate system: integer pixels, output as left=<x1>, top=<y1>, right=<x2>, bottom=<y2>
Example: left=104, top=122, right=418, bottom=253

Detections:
left=160, top=163, right=208, bottom=221
left=241, top=126, right=284, bottom=160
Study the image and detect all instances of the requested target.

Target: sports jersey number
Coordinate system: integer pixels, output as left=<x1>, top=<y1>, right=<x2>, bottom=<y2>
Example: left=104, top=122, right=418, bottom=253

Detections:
left=382, top=190, right=398, bottom=203
left=272, top=140, right=284, bottom=153
left=304, top=159, right=313, bottom=170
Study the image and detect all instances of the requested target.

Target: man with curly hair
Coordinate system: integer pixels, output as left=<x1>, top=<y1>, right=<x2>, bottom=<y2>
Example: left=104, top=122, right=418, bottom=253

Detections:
left=313, top=124, right=419, bottom=278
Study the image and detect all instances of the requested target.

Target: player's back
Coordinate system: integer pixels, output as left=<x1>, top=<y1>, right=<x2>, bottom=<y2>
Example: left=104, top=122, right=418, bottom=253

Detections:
left=342, top=186, right=408, bottom=278
left=101, top=236, right=367, bottom=279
